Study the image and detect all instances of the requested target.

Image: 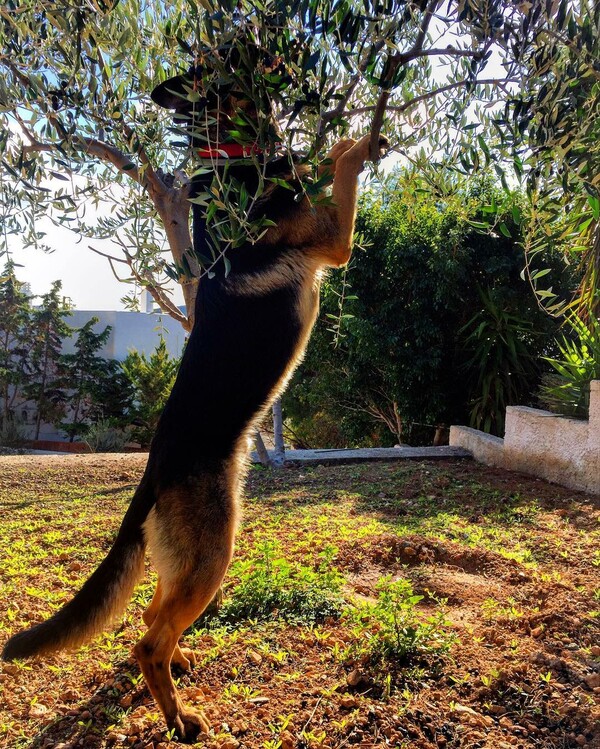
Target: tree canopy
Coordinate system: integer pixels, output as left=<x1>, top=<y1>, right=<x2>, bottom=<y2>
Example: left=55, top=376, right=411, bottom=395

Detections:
left=3, top=0, right=590, bottom=327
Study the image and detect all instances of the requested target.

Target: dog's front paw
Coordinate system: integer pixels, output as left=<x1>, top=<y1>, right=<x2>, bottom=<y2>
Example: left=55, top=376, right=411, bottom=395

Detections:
left=353, top=133, right=389, bottom=162
left=375, top=135, right=390, bottom=159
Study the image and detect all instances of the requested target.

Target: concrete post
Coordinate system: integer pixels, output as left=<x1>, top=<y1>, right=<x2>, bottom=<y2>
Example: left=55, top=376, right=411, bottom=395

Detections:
left=588, top=380, right=600, bottom=432
left=587, top=381, right=600, bottom=494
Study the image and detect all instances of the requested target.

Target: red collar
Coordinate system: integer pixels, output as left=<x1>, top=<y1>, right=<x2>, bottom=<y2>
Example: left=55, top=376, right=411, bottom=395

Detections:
left=196, top=143, right=262, bottom=159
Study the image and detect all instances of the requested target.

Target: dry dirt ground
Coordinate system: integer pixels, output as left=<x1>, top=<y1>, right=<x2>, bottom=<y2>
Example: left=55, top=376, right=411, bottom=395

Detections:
left=0, top=454, right=598, bottom=749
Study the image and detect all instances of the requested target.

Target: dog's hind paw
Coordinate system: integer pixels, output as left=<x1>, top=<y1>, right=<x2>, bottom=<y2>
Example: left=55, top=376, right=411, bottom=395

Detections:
left=171, top=645, right=197, bottom=672
left=170, top=708, right=210, bottom=742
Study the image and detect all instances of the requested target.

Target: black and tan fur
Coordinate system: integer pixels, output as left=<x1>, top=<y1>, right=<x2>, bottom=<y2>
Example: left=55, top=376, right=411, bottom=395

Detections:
left=2, top=102, right=386, bottom=738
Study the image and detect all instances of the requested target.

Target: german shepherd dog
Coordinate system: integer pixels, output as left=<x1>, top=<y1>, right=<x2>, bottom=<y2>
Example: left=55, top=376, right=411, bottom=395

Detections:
left=2, top=65, right=387, bottom=740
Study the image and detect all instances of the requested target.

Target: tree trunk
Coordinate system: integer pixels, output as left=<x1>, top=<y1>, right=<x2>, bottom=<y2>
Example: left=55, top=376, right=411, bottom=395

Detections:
left=153, top=186, right=197, bottom=328
left=254, top=430, right=272, bottom=467
left=272, top=398, right=285, bottom=466
left=35, top=333, right=50, bottom=441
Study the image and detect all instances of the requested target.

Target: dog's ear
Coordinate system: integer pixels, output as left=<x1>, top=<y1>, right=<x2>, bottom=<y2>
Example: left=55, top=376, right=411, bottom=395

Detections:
left=151, top=74, right=190, bottom=111
left=151, top=74, right=193, bottom=111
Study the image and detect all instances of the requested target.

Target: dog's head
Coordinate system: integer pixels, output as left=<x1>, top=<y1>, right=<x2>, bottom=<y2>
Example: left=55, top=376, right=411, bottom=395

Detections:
left=151, top=50, right=291, bottom=153
left=151, top=65, right=252, bottom=146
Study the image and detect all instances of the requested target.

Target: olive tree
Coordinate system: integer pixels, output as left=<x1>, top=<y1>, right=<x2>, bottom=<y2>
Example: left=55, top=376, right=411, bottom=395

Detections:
left=0, top=0, right=543, bottom=329
left=446, top=0, right=600, bottom=315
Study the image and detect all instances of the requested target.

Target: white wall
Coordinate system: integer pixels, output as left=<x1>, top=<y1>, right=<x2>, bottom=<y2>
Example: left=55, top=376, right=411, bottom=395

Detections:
left=65, top=310, right=186, bottom=361
left=450, top=380, right=600, bottom=495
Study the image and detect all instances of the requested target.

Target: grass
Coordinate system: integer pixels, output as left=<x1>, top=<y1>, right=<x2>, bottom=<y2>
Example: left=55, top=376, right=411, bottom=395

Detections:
left=0, top=456, right=599, bottom=749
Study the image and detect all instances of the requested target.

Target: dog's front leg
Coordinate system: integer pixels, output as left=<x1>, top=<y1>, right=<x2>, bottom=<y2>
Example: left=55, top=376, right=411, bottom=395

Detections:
left=323, top=134, right=388, bottom=267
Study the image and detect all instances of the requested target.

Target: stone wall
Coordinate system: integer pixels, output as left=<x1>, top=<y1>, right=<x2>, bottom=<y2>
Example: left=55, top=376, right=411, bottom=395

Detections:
left=450, top=380, right=600, bottom=495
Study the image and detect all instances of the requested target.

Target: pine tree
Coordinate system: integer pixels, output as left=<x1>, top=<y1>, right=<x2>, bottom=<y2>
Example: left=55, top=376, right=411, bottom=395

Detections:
left=59, top=318, right=111, bottom=442
left=121, top=337, right=180, bottom=448
left=86, top=358, right=134, bottom=428
left=23, top=281, right=73, bottom=440
left=0, top=261, right=33, bottom=426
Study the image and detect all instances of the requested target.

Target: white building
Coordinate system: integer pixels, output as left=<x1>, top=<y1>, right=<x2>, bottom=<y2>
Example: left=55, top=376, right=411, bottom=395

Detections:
left=64, top=309, right=186, bottom=361
left=13, top=308, right=187, bottom=443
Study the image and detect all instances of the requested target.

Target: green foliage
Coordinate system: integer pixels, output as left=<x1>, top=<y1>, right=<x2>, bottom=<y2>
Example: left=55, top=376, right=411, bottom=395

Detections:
left=211, top=541, right=345, bottom=626
left=121, top=337, right=180, bottom=447
left=286, top=175, right=568, bottom=444
left=539, top=314, right=600, bottom=417
left=460, top=287, right=541, bottom=435
left=345, top=577, right=455, bottom=667
left=0, top=0, right=556, bottom=323
left=0, top=261, right=33, bottom=423
left=495, top=0, right=600, bottom=315
left=88, top=358, right=134, bottom=427
left=21, top=280, right=72, bottom=439
left=58, top=318, right=113, bottom=442
left=0, top=267, right=131, bottom=441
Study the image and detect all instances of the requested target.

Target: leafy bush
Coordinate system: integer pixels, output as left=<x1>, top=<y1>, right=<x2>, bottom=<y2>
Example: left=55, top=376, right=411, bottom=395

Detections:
left=539, top=314, right=600, bottom=417
left=286, top=175, right=569, bottom=444
left=84, top=420, right=132, bottom=453
left=345, top=576, right=455, bottom=666
left=212, top=542, right=345, bottom=626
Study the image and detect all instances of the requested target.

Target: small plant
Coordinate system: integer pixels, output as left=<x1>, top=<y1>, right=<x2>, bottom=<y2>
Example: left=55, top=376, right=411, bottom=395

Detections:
left=481, top=668, right=500, bottom=687
left=85, top=420, right=132, bottom=453
left=481, top=596, right=526, bottom=622
left=345, top=577, right=455, bottom=670
left=222, top=683, right=261, bottom=702
left=209, top=541, right=345, bottom=626
left=539, top=313, right=600, bottom=417
left=165, top=726, right=177, bottom=742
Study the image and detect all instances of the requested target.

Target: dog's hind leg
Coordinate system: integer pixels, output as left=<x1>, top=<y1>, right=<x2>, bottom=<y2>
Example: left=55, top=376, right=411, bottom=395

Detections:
left=143, top=578, right=196, bottom=671
left=142, top=578, right=163, bottom=627
left=136, top=489, right=236, bottom=741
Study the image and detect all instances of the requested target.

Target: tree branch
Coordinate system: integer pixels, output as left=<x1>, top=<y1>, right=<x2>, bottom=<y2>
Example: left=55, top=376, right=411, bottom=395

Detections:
left=87, top=244, right=190, bottom=328
left=111, top=120, right=167, bottom=196
left=349, top=77, right=516, bottom=120
left=18, top=122, right=141, bottom=184
left=0, top=57, right=31, bottom=89
left=398, top=45, right=486, bottom=65
left=134, top=271, right=190, bottom=330
left=315, top=74, right=360, bottom=146
left=14, top=102, right=167, bottom=197
left=367, top=1, right=438, bottom=160
left=410, top=0, right=441, bottom=59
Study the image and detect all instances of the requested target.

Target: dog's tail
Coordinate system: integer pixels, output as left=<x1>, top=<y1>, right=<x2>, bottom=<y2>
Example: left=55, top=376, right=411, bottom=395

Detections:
left=2, top=480, right=153, bottom=661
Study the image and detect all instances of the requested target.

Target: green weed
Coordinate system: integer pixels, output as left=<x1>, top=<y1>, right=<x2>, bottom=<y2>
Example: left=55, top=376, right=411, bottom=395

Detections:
left=209, top=541, right=346, bottom=626
left=481, top=596, right=529, bottom=622
left=345, top=576, right=456, bottom=669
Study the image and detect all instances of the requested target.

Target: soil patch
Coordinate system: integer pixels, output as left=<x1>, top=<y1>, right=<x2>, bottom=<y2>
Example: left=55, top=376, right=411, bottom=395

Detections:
left=0, top=455, right=598, bottom=749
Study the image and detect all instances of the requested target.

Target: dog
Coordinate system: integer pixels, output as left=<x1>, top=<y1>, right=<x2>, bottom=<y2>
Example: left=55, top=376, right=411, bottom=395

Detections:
left=2, top=65, right=387, bottom=740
